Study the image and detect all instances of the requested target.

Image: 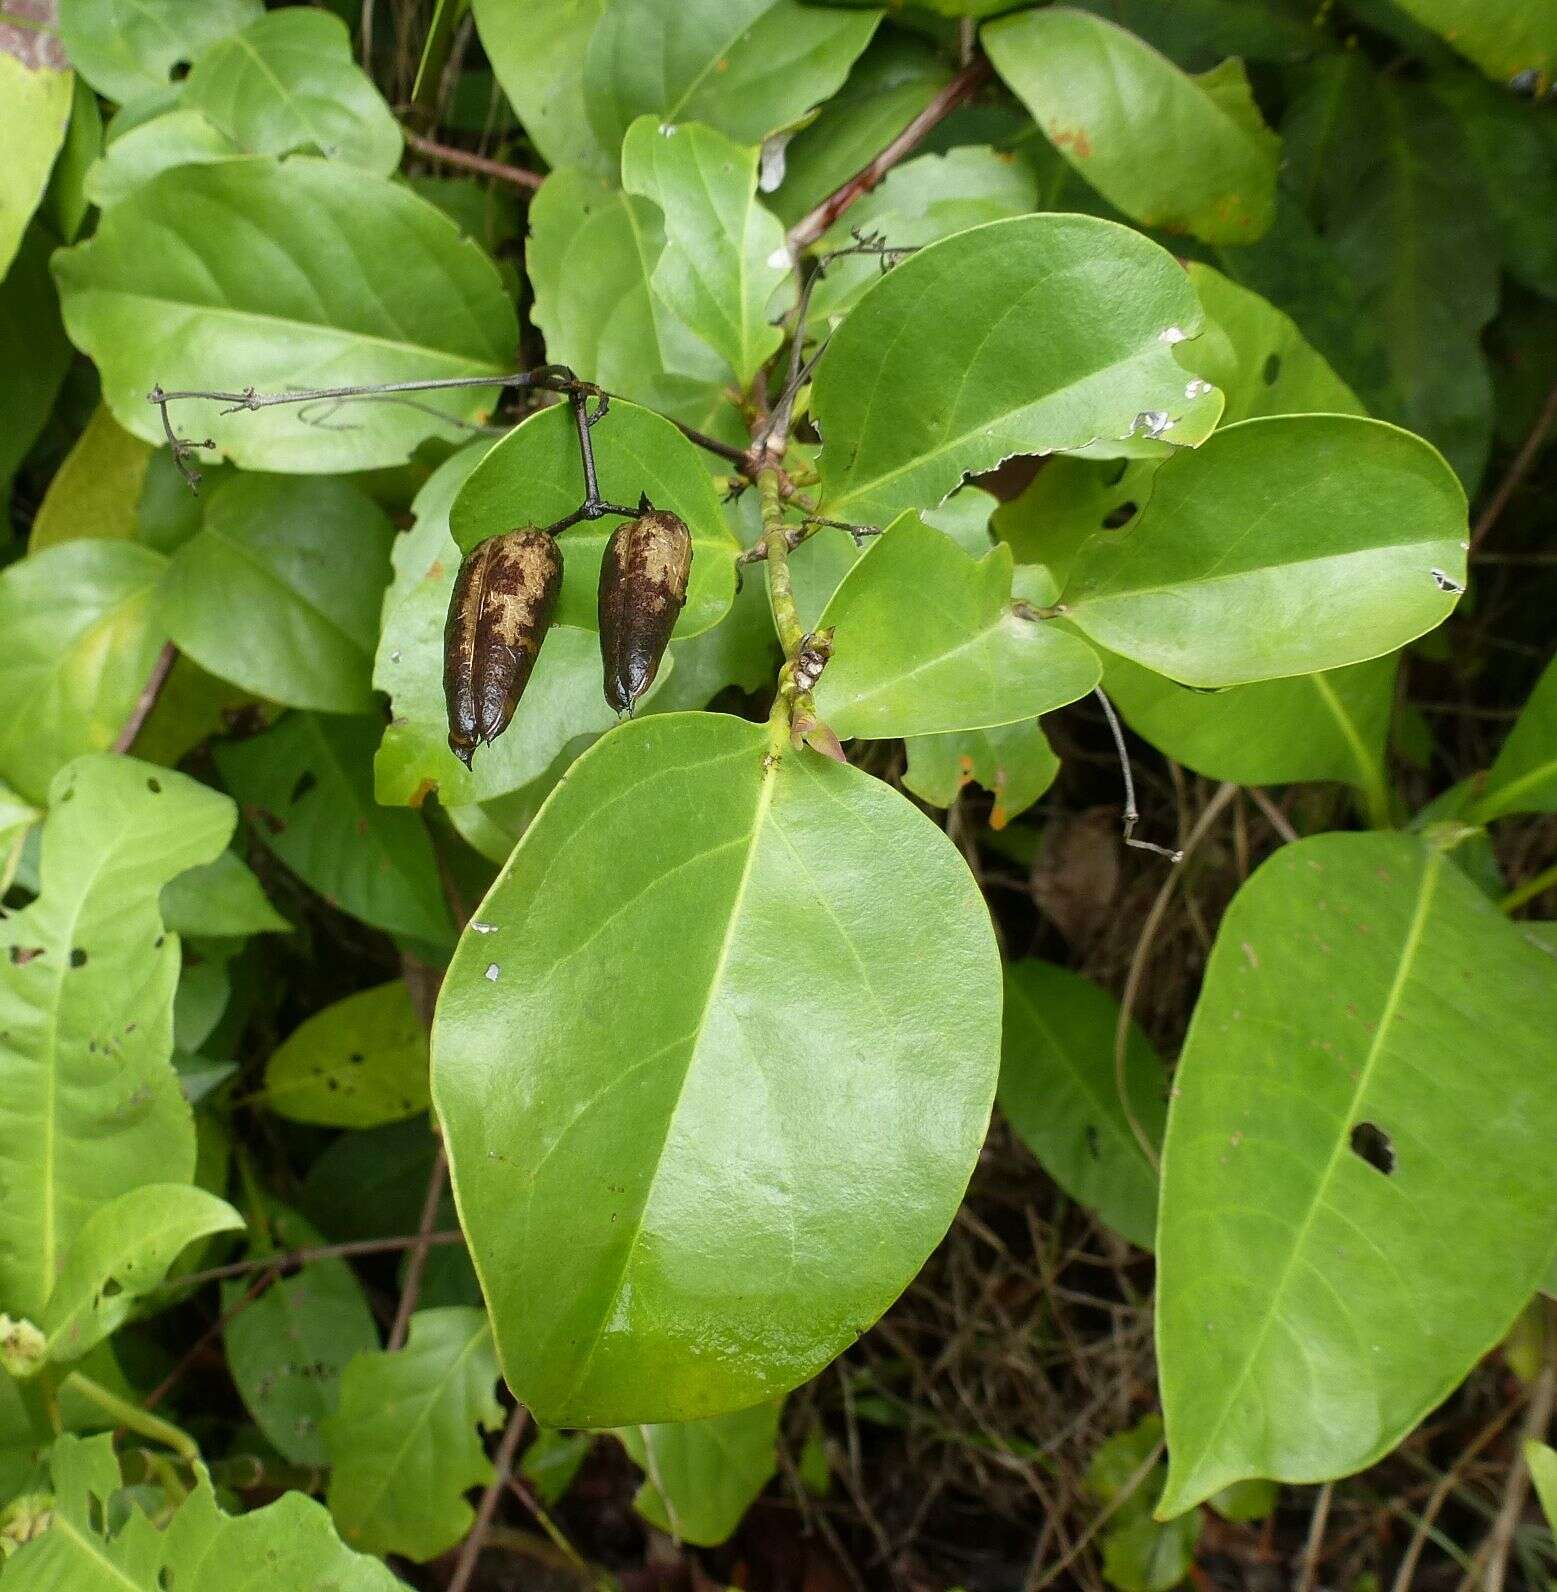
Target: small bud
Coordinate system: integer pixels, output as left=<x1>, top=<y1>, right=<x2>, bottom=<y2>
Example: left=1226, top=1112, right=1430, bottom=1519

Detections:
left=444, top=529, right=563, bottom=767
left=597, top=508, right=693, bottom=714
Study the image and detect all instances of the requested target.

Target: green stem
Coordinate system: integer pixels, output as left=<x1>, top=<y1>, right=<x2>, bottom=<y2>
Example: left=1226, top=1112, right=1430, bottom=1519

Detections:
left=758, top=467, right=806, bottom=661
left=63, top=1372, right=199, bottom=1463
left=1501, top=861, right=1557, bottom=915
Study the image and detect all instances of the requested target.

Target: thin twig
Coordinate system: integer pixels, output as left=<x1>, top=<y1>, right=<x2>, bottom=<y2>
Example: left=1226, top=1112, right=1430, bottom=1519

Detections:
left=1247, top=785, right=1300, bottom=846
left=1295, top=1480, right=1335, bottom=1592
left=1463, top=1362, right=1555, bottom=1592
left=1025, top=1437, right=1165, bottom=1589
left=1094, top=687, right=1183, bottom=862
left=1471, top=376, right=1557, bottom=551
left=389, top=1146, right=449, bottom=1352
left=787, top=57, right=992, bottom=251
left=113, top=642, right=177, bottom=754
left=163, top=1230, right=465, bottom=1291
left=144, top=1267, right=277, bottom=1411
left=400, top=123, right=543, bottom=189
left=447, top=1402, right=532, bottom=1592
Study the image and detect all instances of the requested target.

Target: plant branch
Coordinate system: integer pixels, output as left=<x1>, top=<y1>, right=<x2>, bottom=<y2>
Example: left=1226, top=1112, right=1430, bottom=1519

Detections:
left=447, top=1402, right=532, bottom=1592
left=1501, top=859, right=1557, bottom=915
left=1471, top=375, right=1557, bottom=551
left=399, top=124, right=543, bottom=190
left=65, top=1370, right=199, bottom=1462
left=161, top=1230, right=465, bottom=1291
left=113, top=641, right=177, bottom=754
left=759, top=467, right=807, bottom=662
left=388, top=1145, right=449, bottom=1352
left=786, top=57, right=992, bottom=251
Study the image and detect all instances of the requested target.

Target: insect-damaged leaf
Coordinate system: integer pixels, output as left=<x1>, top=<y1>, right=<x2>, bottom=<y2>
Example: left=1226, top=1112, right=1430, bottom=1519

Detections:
left=432, top=713, right=1000, bottom=1426
left=1156, top=833, right=1557, bottom=1514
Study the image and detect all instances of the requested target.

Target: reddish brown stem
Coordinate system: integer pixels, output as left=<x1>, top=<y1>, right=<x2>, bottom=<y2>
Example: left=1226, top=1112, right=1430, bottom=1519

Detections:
left=786, top=57, right=992, bottom=251
left=400, top=125, right=544, bottom=192
left=1471, top=375, right=1557, bottom=551
left=447, top=1403, right=532, bottom=1592
left=113, top=642, right=177, bottom=755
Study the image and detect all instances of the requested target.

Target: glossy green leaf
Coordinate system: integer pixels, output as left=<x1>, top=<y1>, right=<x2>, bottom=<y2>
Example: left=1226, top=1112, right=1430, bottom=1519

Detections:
left=903, top=720, right=1059, bottom=831
left=4, top=1431, right=401, bottom=1591
left=432, top=713, right=1000, bottom=1426
left=82, top=107, right=244, bottom=210
left=983, top=7, right=1278, bottom=243
left=811, top=515, right=1102, bottom=740
left=213, top=713, right=453, bottom=948
left=621, top=117, right=787, bottom=386
left=0, top=223, right=72, bottom=505
left=471, top=0, right=611, bottom=175
left=0, top=540, right=169, bottom=806
left=0, top=756, right=232, bottom=1320
left=322, top=1306, right=502, bottom=1562
left=526, top=167, right=733, bottom=429
left=1391, top=0, right=1557, bottom=91
left=812, top=214, right=1223, bottom=527
left=223, top=1203, right=378, bottom=1465
left=1100, top=651, right=1396, bottom=801
left=619, top=1399, right=780, bottom=1545
left=56, top=0, right=260, bottom=104
left=0, top=781, right=40, bottom=897
left=161, top=473, right=394, bottom=714
left=160, top=849, right=289, bottom=939
left=29, top=405, right=154, bottom=551
left=0, top=27, right=71, bottom=279
left=53, top=158, right=517, bottom=473
left=1001, top=961, right=1164, bottom=1250
left=1469, top=652, right=1557, bottom=822
left=1528, top=1440, right=1557, bottom=1532
left=450, top=397, right=738, bottom=633
left=1062, top=416, right=1467, bottom=688
left=582, top=0, right=880, bottom=155
left=39, top=1183, right=243, bottom=1364
left=1067, top=0, right=1317, bottom=68
left=1157, top=833, right=1557, bottom=1514
left=183, top=8, right=402, bottom=174
left=264, top=982, right=429, bottom=1128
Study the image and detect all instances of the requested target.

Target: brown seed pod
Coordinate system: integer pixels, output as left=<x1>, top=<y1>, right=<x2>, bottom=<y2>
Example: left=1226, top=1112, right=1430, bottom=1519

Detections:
left=444, top=528, right=563, bottom=767
left=597, top=508, right=693, bottom=714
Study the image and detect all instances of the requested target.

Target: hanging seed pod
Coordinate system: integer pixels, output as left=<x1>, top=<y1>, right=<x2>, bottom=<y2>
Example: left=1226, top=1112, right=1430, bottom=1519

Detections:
left=444, top=528, right=563, bottom=767
left=597, top=507, right=693, bottom=714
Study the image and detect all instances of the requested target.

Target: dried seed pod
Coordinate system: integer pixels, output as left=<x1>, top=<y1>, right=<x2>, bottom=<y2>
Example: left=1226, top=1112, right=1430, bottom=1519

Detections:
left=597, top=508, right=693, bottom=714
left=444, top=528, right=563, bottom=767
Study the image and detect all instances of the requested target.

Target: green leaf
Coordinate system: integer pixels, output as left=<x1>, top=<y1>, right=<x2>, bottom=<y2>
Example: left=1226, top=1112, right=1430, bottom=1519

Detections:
left=1065, top=0, right=1318, bottom=69
left=0, top=781, right=41, bottom=897
left=42, top=71, right=103, bottom=242
left=223, top=1203, right=378, bottom=1466
left=581, top=0, right=880, bottom=155
left=618, top=1399, right=780, bottom=1545
left=1100, top=651, right=1397, bottom=798
left=376, top=446, right=668, bottom=808
left=810, top=514, right=1102, bottom=739
left=903, top=720, right=1059, bottom=831
left=39, top=1184, right=243, bottom=1365
left=1061, top=416, right=1467, bottom=688
left=160, top=473, right=394, bottom=714
left=621, top=117, right=787, bottom=386
left=0, top=24, right=72, bottom=279
left=0, top=223, right=73, bottom=506
left=983, top=7, right=1278, bottom=243
left=1390, top=0, right=1557, bottom=91
left=56, top=0, right=261, bottom=104
left=299, top=1116, right=441, bottom=1244
left=471, top=0, right=611, bottom=175
left=1156, top=833, right=1557, bottom=1514
left=213, top=713, right=453, bottom=947
left=1469, top=652, right=1557, bottom=822
left=812, top=214, right=1223, bottom=527
left=1528, top=1440, right=1557, bottom=1534
left=182, top=8, right=403, bottom=174
left=53, top=158, right=517, bottom=473
left=1102, top=1509, right=1202, bottom=1592
left=263, top=982, right=430, bottom=1128
left=82, top=107, right=245, bottom=210
left=322, top=1306, right=503, bottom=1562
left=526, top=167, right=734, bottom=428
left=432, top=713, right=1000, bottom=1426
left=4, top=1431, right=401, bottom=1590
left=1207, top=1476, right=1278, bottom=1522
left=160, top=849, right=290, bottom=939
left=1000, top=961, right=1164, bottom=1250
left=450, top=397, right=738, bottom=633
left=29, top=404, right=155, bottom=551
left=0, top=540, right=169, bottom=806
left=0, top=756, right=233, bottom=1320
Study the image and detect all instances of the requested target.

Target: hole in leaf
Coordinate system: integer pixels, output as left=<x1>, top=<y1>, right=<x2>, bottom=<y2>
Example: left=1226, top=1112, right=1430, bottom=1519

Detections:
left=159, top=1569, right=175, bottom=1590
left=87, top=1493, right=105, bottom=1535
left=1084, top=1123, right=1101, bottom=1160
left=1101, top=501, right=1138, bottom=530
left=101, top=1277, right=123, bottom=1298
left=1262, top=352, right=1282, bottom=386
left=169, top=59, right=190, bottom=80
left=290, top=770, right=318, bottom=805
left=70, top=948, right=88, bottom=968
left=1103, top=459, right=1129, bottom=487
left=1349, top=1120, right=1395, bottom=1176
left=8, top=946, right=43, bottom=965
left=146, top=777, right=162, bottom=794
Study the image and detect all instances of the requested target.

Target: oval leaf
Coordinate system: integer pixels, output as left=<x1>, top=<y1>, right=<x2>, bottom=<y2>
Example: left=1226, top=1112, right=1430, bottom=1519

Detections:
left=1470, top=651, right=1557, bottom=822
left=812, top=214, right=1223, bottom=527
left=56, top=0, right=261, bottom=103
left=432, top=713, right=1000, bottom=1426
left=450, top=397, right=737, bottom=635
left=811, top=514, right=1102, bottom=739
left=1062, top=415, right=1468, bottom=687
left=1157, top=833, right=1557, bottom=1514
